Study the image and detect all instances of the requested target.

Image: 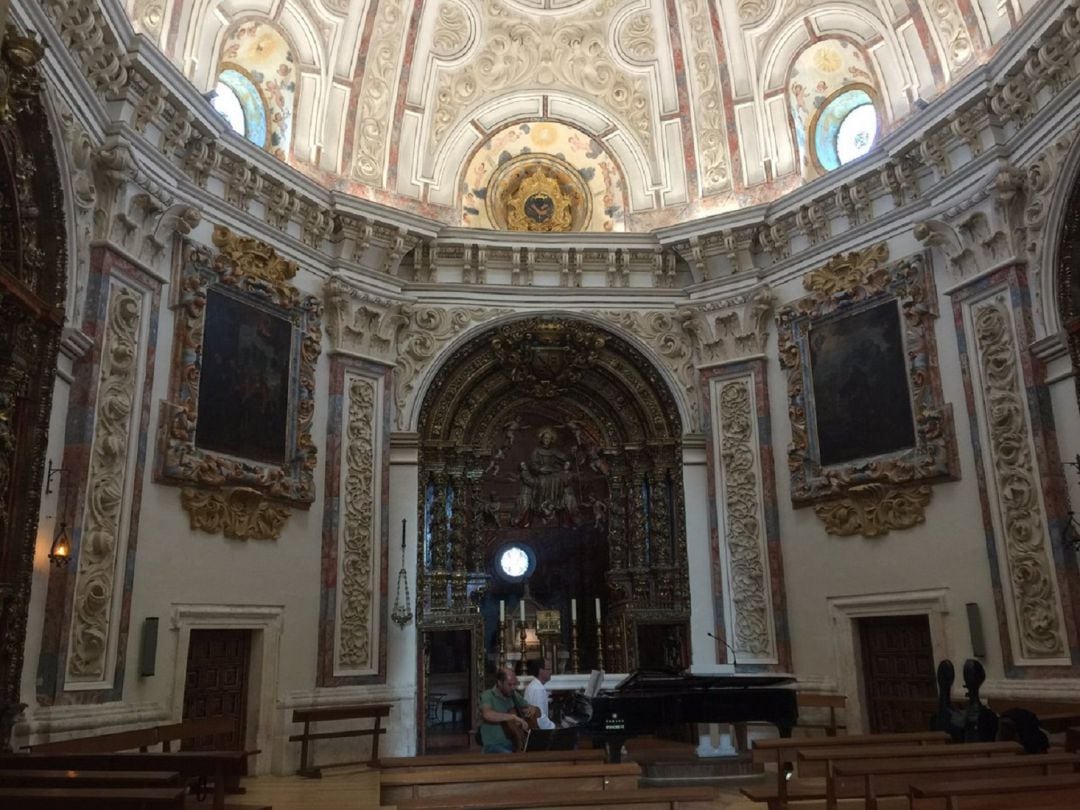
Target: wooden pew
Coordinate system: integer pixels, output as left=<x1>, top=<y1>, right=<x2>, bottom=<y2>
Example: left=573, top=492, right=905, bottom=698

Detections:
left=0, top=785, right=187, bottom=808
left=797, top=740, right=1023, bottom=779
left=748, top=730, right=951, bottom=808
left=380, top=760, right=642, bottom=804
left=1067, top=725, right=1080, bottom=753
left=384, top=785, right=717, bottom=810
left=0, top=769, right=181, bottom=788
left=909, top=772, right=1080, bottom=809
left=26, top=716, right=238, bottom=754
left=795, top=693, right=847, bottom=737
left=290, top=702, right=390, bottom=777
left=378, top=749, right=607, bottom=770
left=986, top=699, right=1080, bottom=734
left=834, top=751, right=1080, bottom=810
left=0, top=751, right=258, bottom=810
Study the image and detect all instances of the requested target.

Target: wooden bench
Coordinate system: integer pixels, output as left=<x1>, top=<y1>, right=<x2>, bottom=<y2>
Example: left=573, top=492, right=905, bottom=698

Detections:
left=0, top=785, right=187, bottom=808
left=0, top=769, right=182, bottom=788
left=290, top=702, right=390, bottom=777
left=751, top=730, right=950, bottom=768
left=385, top=785, right=717, bottom=810
left=26, top=716, right=238, bottom=754
left=380, top=761, right=642, bottom=804
left=797, top=740, right=1023, bottom=779
left=0, top=750, right=257, bottom=810
left=378, top=749, right=607, bottom=770
left=795, top=693, right=847, bottom=737
left=1067, top=725, right=1080, bottom=752
left=833, top=751, right=1080, bottom=810
left=910, top=772, right=1080, bottom=809
left=986, top=699, right=1080, bottom=734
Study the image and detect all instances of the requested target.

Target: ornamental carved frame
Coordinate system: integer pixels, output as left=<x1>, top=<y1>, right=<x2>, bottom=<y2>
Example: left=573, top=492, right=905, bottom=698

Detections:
left=156, top=226, right=322, bottom=535
left=776, top=245, right=959, bottom=537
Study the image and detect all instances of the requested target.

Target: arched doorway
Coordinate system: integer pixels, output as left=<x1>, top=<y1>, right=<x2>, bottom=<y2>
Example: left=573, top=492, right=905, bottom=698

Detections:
left=414, top=316, right=687, bottom=750
left=0, top=38, right=68, bottom=749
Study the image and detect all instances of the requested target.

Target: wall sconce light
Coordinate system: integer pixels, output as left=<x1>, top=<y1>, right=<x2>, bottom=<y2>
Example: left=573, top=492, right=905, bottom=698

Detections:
left=45, top=459, right=68, bottom=495
left=49, top=521, right=72, bottom=567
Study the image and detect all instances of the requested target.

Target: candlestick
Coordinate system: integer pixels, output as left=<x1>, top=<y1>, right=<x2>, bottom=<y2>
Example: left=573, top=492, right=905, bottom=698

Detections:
left=499, top=600, right=505, bottom=622
left=595, top=620, right=604, bottom=672
left=520, top=599, right=526, bottom=623
left=594, top=597, right=601, bottom=622
left=518, top=621, right=528, bottom=675
left=570, top=618, right=580, bottom=673
left=571, top=598, right=577, bottom=621
left=498, top=619, right=506, bottom=670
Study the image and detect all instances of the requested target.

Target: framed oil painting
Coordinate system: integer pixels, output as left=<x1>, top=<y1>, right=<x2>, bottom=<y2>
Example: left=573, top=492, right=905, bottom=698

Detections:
left=776, top=245, right=958, bottom=535
left=156, top=226, right=322, bottom=513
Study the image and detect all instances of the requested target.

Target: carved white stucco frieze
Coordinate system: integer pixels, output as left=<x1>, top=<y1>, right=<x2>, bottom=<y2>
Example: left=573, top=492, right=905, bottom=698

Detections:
left=715, top=375, right=775, bottom=661
left=970, top=294, right=1067, bottom=663
left=68, top=283, right=143, bottom=681
left=337, top=374, right=380, bottom=673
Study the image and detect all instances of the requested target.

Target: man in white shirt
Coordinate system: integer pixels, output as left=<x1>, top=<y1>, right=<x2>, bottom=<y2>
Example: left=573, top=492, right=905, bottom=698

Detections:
left=524, top=658, right=556, bottom=730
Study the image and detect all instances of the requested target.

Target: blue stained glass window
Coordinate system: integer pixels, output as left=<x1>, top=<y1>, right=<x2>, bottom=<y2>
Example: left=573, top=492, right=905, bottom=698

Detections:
left=813, top=89, right=878, bottom=172
left=212, top=69, right=267, bottom=147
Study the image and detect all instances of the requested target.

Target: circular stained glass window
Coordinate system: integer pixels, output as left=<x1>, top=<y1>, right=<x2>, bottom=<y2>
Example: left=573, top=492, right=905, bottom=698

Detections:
left=499, top=546, right=530, bottom=579
left=836, top=104, right=879, bottom=166
left=812, top=88, right=879, bottom=172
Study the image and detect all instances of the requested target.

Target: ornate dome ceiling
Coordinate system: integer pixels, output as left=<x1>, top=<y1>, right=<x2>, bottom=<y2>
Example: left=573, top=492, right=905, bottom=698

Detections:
left=126, top=0, right=1037, bottom=233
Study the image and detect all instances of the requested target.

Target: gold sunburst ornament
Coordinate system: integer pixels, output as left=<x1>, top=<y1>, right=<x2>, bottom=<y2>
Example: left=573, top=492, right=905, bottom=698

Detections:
left=506, top=168, right=574, bottom=233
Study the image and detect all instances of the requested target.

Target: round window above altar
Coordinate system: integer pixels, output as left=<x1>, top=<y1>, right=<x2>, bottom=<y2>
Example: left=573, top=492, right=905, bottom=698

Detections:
left=497, top=544, right=534, bottom=581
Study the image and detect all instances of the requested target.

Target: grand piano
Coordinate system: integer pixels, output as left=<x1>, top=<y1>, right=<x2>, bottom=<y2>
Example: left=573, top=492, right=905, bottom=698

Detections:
left=584, top=670, right=798, bottom=762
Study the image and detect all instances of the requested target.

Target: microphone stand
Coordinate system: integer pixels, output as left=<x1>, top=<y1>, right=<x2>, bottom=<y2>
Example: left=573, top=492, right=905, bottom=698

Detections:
left=706, top=631, right=738, bottom=668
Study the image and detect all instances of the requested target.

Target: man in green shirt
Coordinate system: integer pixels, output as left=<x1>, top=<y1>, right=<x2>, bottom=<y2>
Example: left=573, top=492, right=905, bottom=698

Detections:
left=479, top=667, right=530, bottom=753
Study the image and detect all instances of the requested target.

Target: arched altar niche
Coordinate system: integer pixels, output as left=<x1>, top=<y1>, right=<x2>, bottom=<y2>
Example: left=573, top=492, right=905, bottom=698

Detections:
left=1058, top=169, right=1080, bottom=411
left=415, top=316, right=689, bottom=737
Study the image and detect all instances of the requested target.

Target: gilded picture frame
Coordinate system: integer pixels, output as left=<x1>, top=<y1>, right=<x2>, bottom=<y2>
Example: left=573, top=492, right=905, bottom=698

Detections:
left=776, top=245, right=958, bottom=536
left=156, top=226, right=322, bottom=513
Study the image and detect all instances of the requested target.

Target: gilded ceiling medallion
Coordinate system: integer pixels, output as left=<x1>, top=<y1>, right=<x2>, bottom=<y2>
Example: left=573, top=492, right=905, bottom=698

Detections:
left=486, top=154, right=590, bottom=233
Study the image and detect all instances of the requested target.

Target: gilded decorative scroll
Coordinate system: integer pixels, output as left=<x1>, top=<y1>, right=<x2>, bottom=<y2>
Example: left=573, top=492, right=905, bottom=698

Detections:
left=180, top=487, right=292, bottom=541
left=971, top=297, right=1065, bottom=660
left=157, top=226, right=322, bottom=523
left=338, top=375, right=378, bottom=671
left=69, top=285, right=143, bottom=679
left=776, top=245, right=957, bottom=537
left=716, top=377, right=773, bottom=658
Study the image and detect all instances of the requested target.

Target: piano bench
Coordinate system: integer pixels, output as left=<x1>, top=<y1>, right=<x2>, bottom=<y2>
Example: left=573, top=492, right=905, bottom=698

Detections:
left=741, top=777, right=828, bottom=809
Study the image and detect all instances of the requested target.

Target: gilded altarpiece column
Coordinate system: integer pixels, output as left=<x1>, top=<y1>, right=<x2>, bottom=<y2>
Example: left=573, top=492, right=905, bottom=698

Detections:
left=702, top=361, right=789, bottom=669
left=38, top=247, right=161, bottom=702
left=317, top=359, right=392, bottom=686
left=951, top=266, right=1080, bottom=672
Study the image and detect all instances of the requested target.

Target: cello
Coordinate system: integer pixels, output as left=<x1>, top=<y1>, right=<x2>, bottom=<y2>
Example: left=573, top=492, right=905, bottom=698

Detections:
left=503, top=704, right=540, bottom=752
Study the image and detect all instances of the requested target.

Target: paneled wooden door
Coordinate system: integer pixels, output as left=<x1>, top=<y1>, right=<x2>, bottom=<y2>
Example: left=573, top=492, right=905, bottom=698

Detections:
left=859, top=614, right=936, bottom=733
left=182, top=629, right=250, bottom=750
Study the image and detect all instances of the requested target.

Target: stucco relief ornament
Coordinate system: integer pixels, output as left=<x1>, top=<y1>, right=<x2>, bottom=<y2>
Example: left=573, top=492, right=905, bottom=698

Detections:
left=490, top=319, right=606, bottom=397
left=180, top=487, right=292, bottom=541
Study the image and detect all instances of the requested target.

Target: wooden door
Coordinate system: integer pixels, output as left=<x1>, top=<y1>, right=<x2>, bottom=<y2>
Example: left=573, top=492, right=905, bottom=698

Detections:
left=182, top=629, right=250, bottom=750
left=859, top=614, right=937, bottom=733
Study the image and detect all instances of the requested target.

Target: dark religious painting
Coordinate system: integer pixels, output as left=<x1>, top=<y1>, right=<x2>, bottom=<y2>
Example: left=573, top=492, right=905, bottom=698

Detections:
left=808, top=299, right=916, bottom=466
left=195, top=287, right=292, bottom=464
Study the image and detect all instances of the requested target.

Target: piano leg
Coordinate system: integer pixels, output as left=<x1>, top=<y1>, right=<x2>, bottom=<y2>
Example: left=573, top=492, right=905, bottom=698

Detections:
left=778, top=722, right=794, bottom=779
left=604, top=735, right=628, bottom=764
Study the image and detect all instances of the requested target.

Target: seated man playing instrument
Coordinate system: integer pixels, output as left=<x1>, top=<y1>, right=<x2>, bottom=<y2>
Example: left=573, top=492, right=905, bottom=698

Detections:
left=479, top=666, right=534, bottom=753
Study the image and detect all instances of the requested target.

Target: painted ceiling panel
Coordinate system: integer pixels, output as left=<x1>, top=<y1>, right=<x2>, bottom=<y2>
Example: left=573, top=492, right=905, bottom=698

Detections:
left=127, top=0, right=1040, bottom=231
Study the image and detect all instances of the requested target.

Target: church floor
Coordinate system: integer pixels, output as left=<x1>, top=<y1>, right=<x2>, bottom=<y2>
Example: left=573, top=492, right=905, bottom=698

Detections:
left=239, top=764, right=763, bottom=809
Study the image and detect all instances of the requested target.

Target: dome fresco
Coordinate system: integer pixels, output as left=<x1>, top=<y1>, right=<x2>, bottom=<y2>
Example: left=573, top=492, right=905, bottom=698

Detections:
left=128, top=0, right=1036, bottom=232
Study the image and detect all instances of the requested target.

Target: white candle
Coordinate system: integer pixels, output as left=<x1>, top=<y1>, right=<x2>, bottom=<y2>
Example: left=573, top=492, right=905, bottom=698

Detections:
left=499, top=600, right=505, bottom=622
left=520, top=600, right=526, bottom=622
left=571, top=599, right=577, bottom=621
left=595, top=597, right=601, bottom=622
